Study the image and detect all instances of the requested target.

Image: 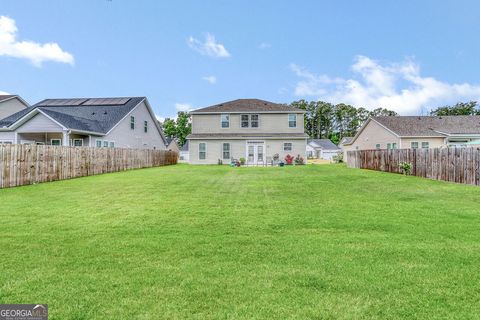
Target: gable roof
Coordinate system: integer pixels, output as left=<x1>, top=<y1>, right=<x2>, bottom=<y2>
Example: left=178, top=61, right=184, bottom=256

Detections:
left=339, top=137, right=353, bottom=145
left=345, top=115, right=480, bottom=146
left=308, top=139, right=340, bottom=150
left=0, top=97, right=166, bottom=143
left=0, top=95, right=29, bottom=107
left=191, top=99, right=305, bottom=114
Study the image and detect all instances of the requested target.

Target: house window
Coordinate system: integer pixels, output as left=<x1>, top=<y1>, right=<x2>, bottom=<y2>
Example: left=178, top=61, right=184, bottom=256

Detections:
left=144, top=121, right=148, bottom=133
left=96, top=140, right=102, bottom=147
left=387, top=143, right=391, bottom=150
left=411, top=142, right=419, bottom=149
left=110, top=142, right=115, bottom=148
left=103, top=141, right=109, bottom=147
left=51, top=139, right=61, bottom=146
left=199, top=142, right=206, bottom=160
left=284, top=142, right=292, bottom=151
left=422, top=142, right=429, bottom=149
left=130, top=116, right=135, bottom=130
left=241, top=115, right=249, bottom=128
left=221, top=114, right=230, bottom=128
left=375, top=144, right=381, bottom=149
left=288, top=114, right=297, bottom=128
left=73, top=139, right=83, bottom=147
left=0, top=140, right=13, bottom=145
left=251, top=114, right=259, bottom=128
left=392, top=143, right=397, bottom=149
left=222, top=143, right=230, bottom=159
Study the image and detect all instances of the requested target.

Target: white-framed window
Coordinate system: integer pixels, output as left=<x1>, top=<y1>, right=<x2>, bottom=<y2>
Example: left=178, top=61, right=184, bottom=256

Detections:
left=241, top=114, right=249, bottom=128
left=392, top=143, right=397, bottom=149
left=110, top=142, right=115, bottom=148
left=144, top=121, right=148, bottom=133
left=73, top=139, right=83, bottom=147
left=422, top=142, right=429, bottom=149
left=221, top=114, right=230, bottom=128
left=283, top=142, right=292, bottom=151
left=375, top=144, right=381, bottom=149
left=51, top=139, right=61, bottom=146
left=411, top=142, right=418, bottom=149
left=130, top=116, right=135, bottom=130
left=103, top=141, right=109, bottom=147
left=387, top=143, right=391, bottom=150
left=0, top=140, right=13, bottom=145
left=251, top=114, right=259, bottom=128
left=96, top=140, right=102, bottom=147
left=199, top=142, right=207, bottom=160
left=288, top=114, right=297, bottom=128
left=222, top=143, right=230, bottom=159
left=96, top=139, right=115, bottom=148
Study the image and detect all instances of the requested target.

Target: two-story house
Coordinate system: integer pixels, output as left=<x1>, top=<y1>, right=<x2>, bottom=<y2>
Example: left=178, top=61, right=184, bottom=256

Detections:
left=187, top=99, right=308, bottom=164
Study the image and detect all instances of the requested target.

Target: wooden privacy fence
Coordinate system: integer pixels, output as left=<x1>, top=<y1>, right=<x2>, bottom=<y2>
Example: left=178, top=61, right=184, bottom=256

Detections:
left=0, top=144, right=178, bottom=188
left=347, top=148, right=480, bottom=186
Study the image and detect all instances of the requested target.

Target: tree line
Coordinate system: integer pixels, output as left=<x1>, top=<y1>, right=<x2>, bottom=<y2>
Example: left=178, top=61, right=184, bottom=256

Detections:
left=290, top=100, right=397, bottom=144
left=429, top=101, right=480, bottom=116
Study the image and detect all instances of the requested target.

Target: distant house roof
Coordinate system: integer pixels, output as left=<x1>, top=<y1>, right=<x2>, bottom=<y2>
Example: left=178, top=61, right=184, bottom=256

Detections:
left=190, top=99, right=305, bottom=114
left=345, top=116, right=480, bottom=145
left=187, top=133, right=308, bottom=139
left=339, top=137, right=353, bottom=145
left=0, top=97, right=165, bottom=142
left=0, top=94, right=29, bottom=107
left=180, top=140, right=189, bottom=151
left=308, top=139, right=340, bottom=150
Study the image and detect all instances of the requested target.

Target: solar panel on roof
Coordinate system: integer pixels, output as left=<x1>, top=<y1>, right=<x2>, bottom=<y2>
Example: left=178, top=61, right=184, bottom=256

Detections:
left=82, top=98, right=131, bottom=105
left=39, top=98, right=87, bottom=106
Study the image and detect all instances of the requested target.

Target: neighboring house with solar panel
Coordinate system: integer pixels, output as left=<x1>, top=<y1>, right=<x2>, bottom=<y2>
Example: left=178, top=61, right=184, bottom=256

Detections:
left=0, top=95, right=29, bottom=123
left=0, top=97, right=167, bottom=149
left=187, top=99, right=308, bottom=164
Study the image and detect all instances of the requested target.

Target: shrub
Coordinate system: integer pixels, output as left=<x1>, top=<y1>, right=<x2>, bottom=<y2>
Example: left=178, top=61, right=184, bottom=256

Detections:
left=217, top=159, right=223, bottom=165
left=332, top=153, right=344, bottom=163
left=294, top=154, right=305, bottom=165
left=239, top=157, right=246, bottom=165
left=284, top=154, right=294, bottom=165
left=399, top=162, right=412, bottom=175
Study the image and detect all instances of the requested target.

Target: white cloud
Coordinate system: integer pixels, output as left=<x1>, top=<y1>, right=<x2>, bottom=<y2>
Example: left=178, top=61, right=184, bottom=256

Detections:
left=202, top=75, right=217, bottom=84
left=258, top=42, right=271, bottom=49
left=187, top=33, right=230, bottom=58
left=0, top=16, right=74, bottom=67
left=0, top=90, right=10, bottom=95
left=175, top=103, right=194, bottom=112
left=155, top=114, right=165, bottom=123
left=290, top=56, right=480, bottom=114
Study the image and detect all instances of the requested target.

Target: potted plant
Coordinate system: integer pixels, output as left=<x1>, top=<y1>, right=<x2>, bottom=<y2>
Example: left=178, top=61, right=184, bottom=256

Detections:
left=279, top=161, right=285, bottom=167
left=284, top=154, right=294, bottom=165
left=239, top=157, right=246, bottom=166
left=294, top=154, right=305, bottom=165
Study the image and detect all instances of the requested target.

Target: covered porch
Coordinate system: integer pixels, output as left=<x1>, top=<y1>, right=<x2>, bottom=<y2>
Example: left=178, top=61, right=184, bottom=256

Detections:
left=16, top=131, right=96, bottom=147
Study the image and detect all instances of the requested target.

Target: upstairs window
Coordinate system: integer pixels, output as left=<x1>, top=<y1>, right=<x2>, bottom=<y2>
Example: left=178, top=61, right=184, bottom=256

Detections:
left=144, top=121, right=148, bottom=133
left=288, top=114, right=297, bottom=128
left=411, top=142, right=419, bottom=149
left=221, top=114, right=230, bottom=128
left=130, top=116, right=135, bottom=130
left=422, top=142, right=429, bottom=149
left=251, top=114, right=259, bottom=128
left=241, top=115, right=249, bottom=128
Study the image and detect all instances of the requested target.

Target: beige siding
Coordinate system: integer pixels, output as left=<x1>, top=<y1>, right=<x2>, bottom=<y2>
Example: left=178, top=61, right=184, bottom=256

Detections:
left=192, top=113, right=304, bottom=134
left=104, top=101, right=166, bottom=150
left=349, top=119, right=399, bottom=150
left=189, top=139, right=306, bottom=164
left=0, top=98, right=27, bottom=120
left=17, top=113, right=64, bottom=133
left=400, top=137, right=445, bottom=149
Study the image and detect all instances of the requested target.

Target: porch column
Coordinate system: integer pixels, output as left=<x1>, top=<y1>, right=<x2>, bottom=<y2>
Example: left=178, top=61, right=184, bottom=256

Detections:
left=62, top=131, right=69, bottom=146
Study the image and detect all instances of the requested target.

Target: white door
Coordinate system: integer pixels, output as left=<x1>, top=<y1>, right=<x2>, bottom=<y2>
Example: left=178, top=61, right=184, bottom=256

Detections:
left=246, top=141, right=265, bottom=164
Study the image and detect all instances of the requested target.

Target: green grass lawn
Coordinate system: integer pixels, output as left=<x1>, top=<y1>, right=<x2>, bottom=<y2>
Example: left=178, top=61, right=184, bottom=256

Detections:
left=1, top=164, right=480, bottom=319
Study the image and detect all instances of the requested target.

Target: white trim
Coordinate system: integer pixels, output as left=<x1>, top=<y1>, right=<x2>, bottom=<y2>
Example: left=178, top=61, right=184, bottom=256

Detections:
left=198, top=141, right=207, bottom=160
left=220, top=114, right=230, bottom=129
left=0, top=95, right=29, bottom=107
left=288, top=113, right=297, bottom=128
left=190, top=110, right=307, bottom=115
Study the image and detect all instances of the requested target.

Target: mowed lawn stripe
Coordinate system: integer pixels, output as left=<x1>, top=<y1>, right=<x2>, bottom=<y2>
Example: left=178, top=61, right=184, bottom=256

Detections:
left=1, top=164, right=480, bottom=319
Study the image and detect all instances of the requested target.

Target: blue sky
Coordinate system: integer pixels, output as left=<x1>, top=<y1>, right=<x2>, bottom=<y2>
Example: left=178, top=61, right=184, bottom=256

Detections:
left=1, top=0, right=480, bottom=117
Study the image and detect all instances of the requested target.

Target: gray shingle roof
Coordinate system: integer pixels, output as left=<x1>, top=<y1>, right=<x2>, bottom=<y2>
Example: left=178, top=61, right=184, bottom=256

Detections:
left=308, top=139, right=340, bottom=150
left=191, top=99, right=305, bottom=113
left=0, top=97, right=145, bottom=133
left=373, top=116, right=480, bottom=136
left=187, top=133, right=308, bottom=139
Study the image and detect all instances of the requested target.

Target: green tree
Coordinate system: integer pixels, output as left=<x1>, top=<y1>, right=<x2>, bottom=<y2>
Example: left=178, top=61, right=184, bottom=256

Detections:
left=175, top=111, right=192, bottom=147
left=430, top=101, right=479, bottom=116
left=162, top=118, right=176, bottom=139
